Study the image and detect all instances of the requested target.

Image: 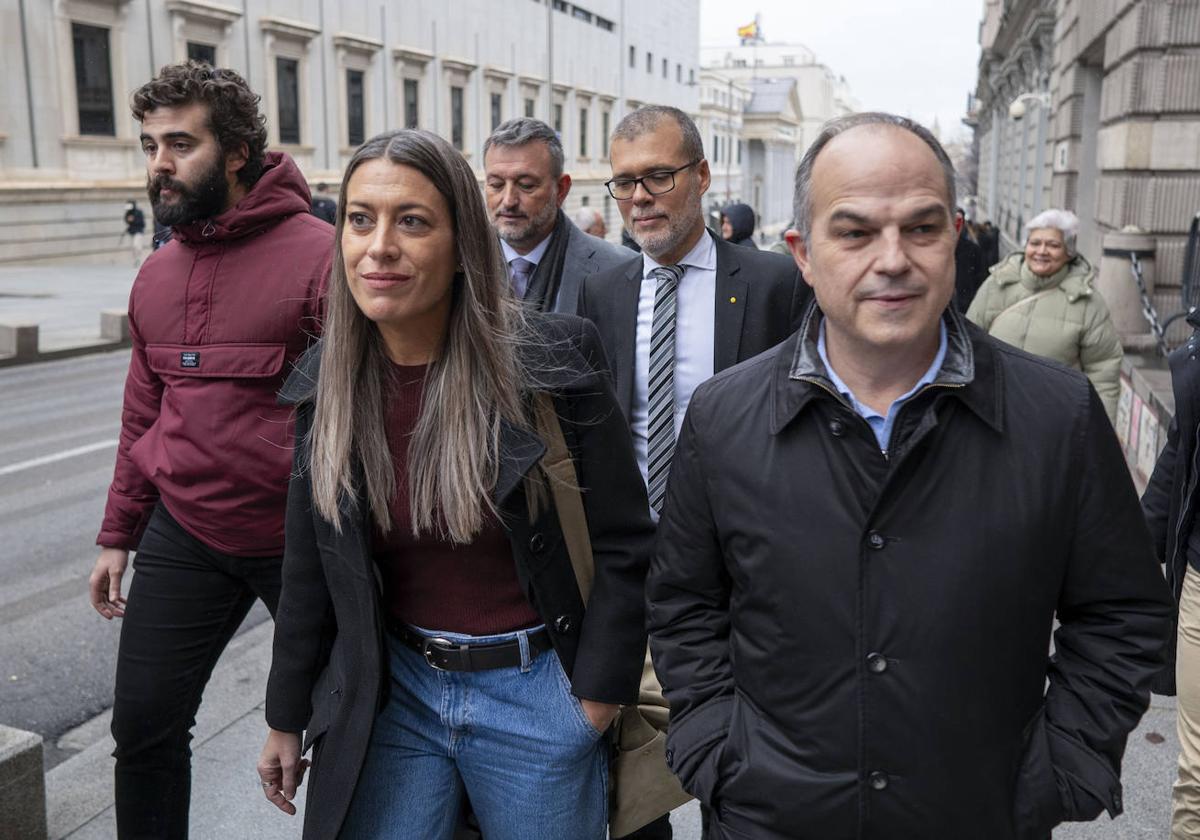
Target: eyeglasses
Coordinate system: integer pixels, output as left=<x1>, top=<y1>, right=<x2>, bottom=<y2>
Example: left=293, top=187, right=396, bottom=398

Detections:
left=605, top=159, right=701, bottom=201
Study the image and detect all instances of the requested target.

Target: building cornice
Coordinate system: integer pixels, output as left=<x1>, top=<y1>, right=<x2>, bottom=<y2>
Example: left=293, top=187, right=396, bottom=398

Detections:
left=394, top=45, right=434, bottom=64
left=441, top=56, right=478, bottom=73
left=164, top=0, right=242, bottom=26
left=332, top=33, right=383, bottom=54
left=259, top=16, right=320, bottom=42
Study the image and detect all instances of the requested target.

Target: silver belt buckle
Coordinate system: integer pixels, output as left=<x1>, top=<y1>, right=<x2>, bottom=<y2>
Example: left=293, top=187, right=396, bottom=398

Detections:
left=421, top=637, right=455, bottom=670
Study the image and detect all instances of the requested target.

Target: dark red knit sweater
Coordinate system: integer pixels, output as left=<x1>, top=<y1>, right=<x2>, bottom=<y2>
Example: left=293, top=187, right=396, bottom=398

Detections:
left=372, top=364, right=540, bottom=635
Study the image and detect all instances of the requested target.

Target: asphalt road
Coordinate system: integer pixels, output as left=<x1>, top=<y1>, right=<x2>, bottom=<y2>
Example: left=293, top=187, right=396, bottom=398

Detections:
left=0, top=349, right=268, bottom=769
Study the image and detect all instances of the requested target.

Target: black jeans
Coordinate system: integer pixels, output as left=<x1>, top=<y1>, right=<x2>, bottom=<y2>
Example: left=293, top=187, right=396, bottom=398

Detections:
left=618, top=813, right=673, bottom=839
left=110, top=505, right=281, bottom=839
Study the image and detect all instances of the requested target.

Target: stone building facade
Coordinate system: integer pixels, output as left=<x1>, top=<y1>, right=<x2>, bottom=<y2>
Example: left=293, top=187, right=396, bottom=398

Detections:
left=699, top=42, right=857, bottom=241
left=0, top=0, right=700, bottom=264
left=696, top=69, right=750, bottom=219
left=972, top=0, right=1200, bottom=334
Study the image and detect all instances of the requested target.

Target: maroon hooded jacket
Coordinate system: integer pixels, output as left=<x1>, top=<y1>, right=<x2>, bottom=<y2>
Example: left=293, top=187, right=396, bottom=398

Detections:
left=98, top=152, right=332, bottom=556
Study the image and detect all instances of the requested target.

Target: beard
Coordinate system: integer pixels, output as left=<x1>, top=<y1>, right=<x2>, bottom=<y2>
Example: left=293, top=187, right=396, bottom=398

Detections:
left=628, top=181, right=704, bottom=260
left=493, top=199, right=559, bottom=250
left=148, top=153, right=230, bottom=227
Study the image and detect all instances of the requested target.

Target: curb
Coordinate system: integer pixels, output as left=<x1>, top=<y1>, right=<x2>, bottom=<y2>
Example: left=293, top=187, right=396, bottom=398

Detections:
left=0, top=311, right=131, bottom=369
left=0, top=339, right=131, bottom=369
left=45, top=620, right=275, bottom=839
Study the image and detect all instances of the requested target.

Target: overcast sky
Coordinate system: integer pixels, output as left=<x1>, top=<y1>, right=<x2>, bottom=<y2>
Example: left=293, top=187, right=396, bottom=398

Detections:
left=700, top=1, right=984, bottom=142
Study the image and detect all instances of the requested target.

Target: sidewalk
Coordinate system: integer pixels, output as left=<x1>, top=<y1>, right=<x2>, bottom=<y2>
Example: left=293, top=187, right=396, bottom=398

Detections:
left=0, top=264, right=135, bottom=360
left=43, top=611, right=1177, bottom=838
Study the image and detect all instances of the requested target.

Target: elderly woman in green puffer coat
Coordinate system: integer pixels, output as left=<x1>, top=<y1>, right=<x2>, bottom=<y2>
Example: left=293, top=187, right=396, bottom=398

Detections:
left=966, top=208, right=1123, bottom=423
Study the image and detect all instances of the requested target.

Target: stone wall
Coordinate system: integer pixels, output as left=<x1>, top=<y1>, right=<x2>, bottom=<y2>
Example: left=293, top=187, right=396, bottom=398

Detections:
left=975, top=0, right=1200, bottom=346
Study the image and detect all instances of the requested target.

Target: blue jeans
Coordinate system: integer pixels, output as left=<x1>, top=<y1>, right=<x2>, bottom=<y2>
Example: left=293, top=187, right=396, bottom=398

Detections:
left=340, top=624, right=609, bottom=839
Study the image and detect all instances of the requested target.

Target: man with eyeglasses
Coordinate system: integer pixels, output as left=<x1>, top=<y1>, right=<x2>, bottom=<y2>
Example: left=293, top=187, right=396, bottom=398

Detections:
left=577, top=105, right=808, bottom=840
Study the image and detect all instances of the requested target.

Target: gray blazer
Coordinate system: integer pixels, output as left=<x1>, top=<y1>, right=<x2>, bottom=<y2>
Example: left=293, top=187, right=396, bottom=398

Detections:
left=551, top=216, right=633, bottom=314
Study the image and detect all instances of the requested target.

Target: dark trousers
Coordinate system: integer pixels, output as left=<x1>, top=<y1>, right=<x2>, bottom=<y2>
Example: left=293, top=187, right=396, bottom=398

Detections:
left=618, top=813, right=673, bottom=839
left=110, top=505, right=282, bottom=839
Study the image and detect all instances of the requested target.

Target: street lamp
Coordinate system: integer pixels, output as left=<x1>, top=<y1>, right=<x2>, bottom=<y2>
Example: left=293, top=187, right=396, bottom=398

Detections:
left=1008, top=91, right=1050, bottom=121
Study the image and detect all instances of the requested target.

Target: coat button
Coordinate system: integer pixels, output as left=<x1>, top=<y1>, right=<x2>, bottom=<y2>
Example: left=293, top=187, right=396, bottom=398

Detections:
left=829, top=418, right=846, bottom=437
left=554, top=614, right=574, bottom=634
left=866, top=652, right=888, bottom=674
left=665, top=748, right=674, bottom=763
left=867, top=531, right=886, bottom=550
left=869, top=771, right=889, bottom=790
left=1112, top=793, right=1123, bottom=811
left=529, top=532, right=546, bottom=553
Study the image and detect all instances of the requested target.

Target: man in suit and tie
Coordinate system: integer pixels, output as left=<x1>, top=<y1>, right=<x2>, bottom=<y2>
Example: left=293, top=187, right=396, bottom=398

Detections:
left=484, top=118, right=629, bottom=313
left=577, top=105, right=809, bottom=839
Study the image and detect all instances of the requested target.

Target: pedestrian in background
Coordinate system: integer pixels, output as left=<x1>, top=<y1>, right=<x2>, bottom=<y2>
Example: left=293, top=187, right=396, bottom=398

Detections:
left=573, top=206, right=608, bottom=238
left=966, top=208, right=1123, bottom=423
left=483, top=118, right=628, bottom=313
left=979, top=219, right=1001, bottom=268
left=122, top=200, right=146, bottom=266
left=1144, top=307, right=1200, bottom=839
left=310, top=182, right=337, bottom=224
left=88, top=61, right=331, bottom=838
left=257, top=128, right=653, bottom=840
left=648, top=112, right=1171, bottom=839
left=719, top=201, right=758, bottom=248
left=954, top=206, right=986, bottom=310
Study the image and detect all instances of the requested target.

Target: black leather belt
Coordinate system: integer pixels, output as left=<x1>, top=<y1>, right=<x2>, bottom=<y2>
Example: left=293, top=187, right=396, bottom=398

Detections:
left=388, top=620, right=553, bottom=672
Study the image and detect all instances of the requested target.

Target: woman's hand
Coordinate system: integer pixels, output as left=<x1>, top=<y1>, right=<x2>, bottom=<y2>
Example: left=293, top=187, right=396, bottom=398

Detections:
left=257, top=728, right=308, bottom=815
left=579, top=698, right=620, bottom=734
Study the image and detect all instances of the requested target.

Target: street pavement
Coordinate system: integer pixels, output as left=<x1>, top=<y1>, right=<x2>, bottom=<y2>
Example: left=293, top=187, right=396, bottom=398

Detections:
left=0, top=348, right=270, bottom=775
left=0, top=263, right=1183, bottom=838
left=0, top=264, right=137, bottom=352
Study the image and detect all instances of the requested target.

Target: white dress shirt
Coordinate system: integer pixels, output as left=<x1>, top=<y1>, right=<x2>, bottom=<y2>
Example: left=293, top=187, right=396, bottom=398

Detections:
left=631, top=231, right=717, bottom=518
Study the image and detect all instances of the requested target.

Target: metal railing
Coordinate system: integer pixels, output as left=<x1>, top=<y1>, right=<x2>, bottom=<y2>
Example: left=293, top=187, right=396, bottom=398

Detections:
left=1130, top=251, right=1169, bottom=357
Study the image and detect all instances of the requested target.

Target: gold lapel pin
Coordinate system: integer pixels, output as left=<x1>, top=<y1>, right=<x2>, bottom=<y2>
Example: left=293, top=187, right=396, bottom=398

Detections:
left=729, top=296, right=737, bottom=304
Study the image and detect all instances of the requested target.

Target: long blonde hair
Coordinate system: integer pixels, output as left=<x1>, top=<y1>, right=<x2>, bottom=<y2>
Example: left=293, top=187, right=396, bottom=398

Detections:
left=309, top=129, right=531, bottom=543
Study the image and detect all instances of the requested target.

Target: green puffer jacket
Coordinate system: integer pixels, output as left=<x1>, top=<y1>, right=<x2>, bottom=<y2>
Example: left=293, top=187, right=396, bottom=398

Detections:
left=966, top=252, right=1122, bottom=422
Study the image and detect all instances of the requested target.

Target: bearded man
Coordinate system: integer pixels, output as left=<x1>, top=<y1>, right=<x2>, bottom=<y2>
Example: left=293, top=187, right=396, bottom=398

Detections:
left=483, top=118, right=628, bottom=313
left=88, top=61, right=332, bottom=838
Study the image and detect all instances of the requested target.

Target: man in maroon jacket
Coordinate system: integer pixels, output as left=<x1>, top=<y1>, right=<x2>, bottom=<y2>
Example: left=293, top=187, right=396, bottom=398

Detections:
left=87, top=62, right=331, bottom=838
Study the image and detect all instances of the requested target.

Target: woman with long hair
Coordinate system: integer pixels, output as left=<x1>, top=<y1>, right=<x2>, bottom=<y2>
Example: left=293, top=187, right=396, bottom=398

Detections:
left=255, top=129, right=653, bottom=839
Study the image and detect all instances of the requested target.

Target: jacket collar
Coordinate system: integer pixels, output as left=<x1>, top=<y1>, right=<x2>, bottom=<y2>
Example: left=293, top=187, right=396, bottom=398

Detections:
left=992, top=252, right=1096, bottom=302
left=278, top=314, right=601, bottom=408
left=770, top=299, right=1003, bottom=435
left=171, top=152, right=311, bottom=245
left=277, top=315, right=601, bottom=504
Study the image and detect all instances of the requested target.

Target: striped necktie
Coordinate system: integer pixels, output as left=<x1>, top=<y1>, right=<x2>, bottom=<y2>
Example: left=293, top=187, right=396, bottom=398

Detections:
left=647, top=264, right=685, bottom=514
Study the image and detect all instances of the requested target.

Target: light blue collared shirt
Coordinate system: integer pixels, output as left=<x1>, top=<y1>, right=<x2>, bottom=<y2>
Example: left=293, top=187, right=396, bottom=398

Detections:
left=817, top=319, right=948, bottom=454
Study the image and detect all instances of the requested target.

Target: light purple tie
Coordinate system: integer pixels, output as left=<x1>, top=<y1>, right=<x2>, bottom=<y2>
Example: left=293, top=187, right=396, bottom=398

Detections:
left=510, top=258, right=534, bottom=299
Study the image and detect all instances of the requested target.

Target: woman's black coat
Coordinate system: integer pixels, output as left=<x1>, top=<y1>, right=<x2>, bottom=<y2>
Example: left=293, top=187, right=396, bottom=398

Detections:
left=264, top=313, right=654, bottom=840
